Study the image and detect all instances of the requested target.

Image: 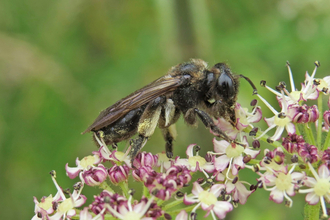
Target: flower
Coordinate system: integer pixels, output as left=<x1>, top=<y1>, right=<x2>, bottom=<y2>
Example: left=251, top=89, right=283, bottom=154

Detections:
left=48, top=172, right=86, bottom=220
left=79, top=207, right=93, bottom=220
left=214, top=102, right=262, bottom=140
left=299, top=163, right=330, bottom=218
left=108, top=165, right=130, bottom=184
left=66, top=153, right=102, bottom=179
left=282, top=134, right=305, bottom=153
left=262, top=61, right=320, bottom=105
left=32, top=194, right=61, bottom=220
left=183, top=182, right=233, bottom=219
left=175, top=210, right=188, bottom=220
left=225, top=174, right=254, bottom=205
left=90, top=190, right=127, bottom=217
left=133, top=152, right=158, bottom=168
left=256, top=93, right=295, bottom=141
left=81, top=164, right=108, bottom=186
left=175, top=144, right=215, bottom=174
left=99, top=146, right=131, bottom=166
left=258, top=164, right=305, bottom=207
left=105, top=195, right=156, bottom=220
left=212, top=137, right=259, bottom=175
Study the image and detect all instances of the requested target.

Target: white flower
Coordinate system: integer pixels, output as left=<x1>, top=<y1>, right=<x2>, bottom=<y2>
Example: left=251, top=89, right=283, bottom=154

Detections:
left=299, top=163, right=330, bottom=218
left=212, top=137, right=259, bottom=175
left=256, top=93, right=295, bottom=141
left=183, top=182, right=233, bottom=220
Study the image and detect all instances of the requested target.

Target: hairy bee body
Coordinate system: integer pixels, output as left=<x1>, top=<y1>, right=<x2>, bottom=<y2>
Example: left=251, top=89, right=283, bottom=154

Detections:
left=83, top=59, right=256, bottom=163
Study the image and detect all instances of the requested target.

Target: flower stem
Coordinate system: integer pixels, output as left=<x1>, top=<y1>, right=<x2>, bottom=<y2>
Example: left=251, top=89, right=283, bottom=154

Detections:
left=118, top=181, right=129, bottom=198
left=323, top=131, right=330, bottom=151
left=143, top=185, right=150, bottom=198
left=317, top=93, right=323, bottom=149
left=162, top=198, right=184, bottom=211
left=99, top=182, right=115, bottom=193
left=166, top=205, right=195, bottom=215
left=304, top=123, right=316, bottom=146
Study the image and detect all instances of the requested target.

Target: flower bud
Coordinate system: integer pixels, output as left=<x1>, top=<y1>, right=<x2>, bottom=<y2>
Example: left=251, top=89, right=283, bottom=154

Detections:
left=81, top=164, right=107, bottom=186
left=108, top=165, right=130, bottom=184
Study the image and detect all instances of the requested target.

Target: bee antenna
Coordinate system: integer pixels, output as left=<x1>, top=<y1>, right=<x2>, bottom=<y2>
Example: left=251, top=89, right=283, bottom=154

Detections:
left=239, top=74, right=258, bottom=95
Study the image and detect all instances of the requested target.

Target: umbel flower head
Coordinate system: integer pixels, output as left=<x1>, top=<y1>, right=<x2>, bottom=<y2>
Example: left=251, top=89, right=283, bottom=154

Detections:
left=31, top=60, right=330, bottom=219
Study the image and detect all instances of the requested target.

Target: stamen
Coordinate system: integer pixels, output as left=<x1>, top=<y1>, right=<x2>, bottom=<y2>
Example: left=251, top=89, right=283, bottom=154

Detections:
left=280, top=90, right=288, bottom=112
left=320, top=196, right=328, bottom=218
left=50, top=172, right=66, bottom=200
left=256, top=124, right=277, bottom=140
left=284, top=194, right=293, bottom=207
left=307, top=162, right=320, bottom=181
left=286, top=61, right=296, bottom=92
left=104, top=203, right=124, bottom=219
left=256, top=94, right=278, bottom=115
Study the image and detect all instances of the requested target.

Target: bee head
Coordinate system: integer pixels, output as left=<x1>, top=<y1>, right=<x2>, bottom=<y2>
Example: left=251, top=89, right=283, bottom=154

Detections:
left=212, top=63, right=237, bottom=100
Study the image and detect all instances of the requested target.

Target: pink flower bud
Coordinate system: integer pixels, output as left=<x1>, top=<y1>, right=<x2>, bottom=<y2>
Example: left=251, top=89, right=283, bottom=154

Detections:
left=81, top=164, right=107, bottom=186
left=108, top=165, right=130, bottom=184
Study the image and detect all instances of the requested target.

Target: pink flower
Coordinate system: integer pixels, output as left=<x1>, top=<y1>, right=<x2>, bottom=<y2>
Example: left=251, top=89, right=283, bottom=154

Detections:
left=175, top=210, right=188, bottom=220
left=184, top=182, right=233, bottom=219
left=66, top=154, right=102, bottom=179
left=81, top=164, right=108, bottom=186
left=105, top=195, right=156, bottom=220
left=214, top=102, right=262, bottom=140
left=213, top=137, right=259, bottom=175
left=90, top=190, right=127, bottom=217
left=226, top=177, right=254, bottom=205
left=258, top=164, right=305, bottom=207
left=79, top=207, right=93, bottom=220
left=108, top=165, right=130, bottom=184
left=32, top=193, right=61, bottom=220
left=133, top=152, right=158, bottom=168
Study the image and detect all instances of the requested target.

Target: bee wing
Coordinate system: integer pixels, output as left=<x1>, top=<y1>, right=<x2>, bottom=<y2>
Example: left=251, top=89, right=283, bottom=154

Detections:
left=82, top=75, right=184, bottom=133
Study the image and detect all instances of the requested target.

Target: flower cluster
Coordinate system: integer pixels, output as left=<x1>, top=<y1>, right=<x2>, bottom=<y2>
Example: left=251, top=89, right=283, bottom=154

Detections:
left=32, top=61, right=330, bottom=220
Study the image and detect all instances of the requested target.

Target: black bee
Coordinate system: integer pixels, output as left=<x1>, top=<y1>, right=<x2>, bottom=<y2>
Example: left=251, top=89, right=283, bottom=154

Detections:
left=83, top=59, right=257, bottom=163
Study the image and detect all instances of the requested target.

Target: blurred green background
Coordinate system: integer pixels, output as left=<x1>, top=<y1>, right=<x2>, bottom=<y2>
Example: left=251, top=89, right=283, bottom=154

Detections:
left=1, top=0, right=330, bottom=219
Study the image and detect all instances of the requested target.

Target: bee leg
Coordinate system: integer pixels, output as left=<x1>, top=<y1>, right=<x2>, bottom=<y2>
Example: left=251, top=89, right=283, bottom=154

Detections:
left=129, top=134, right=148, bottom=165
left=161, top=124, right=177, bottom=158
left=129, top=96, right=166, bottom=165
left=193, top=108, right=234, bottom=142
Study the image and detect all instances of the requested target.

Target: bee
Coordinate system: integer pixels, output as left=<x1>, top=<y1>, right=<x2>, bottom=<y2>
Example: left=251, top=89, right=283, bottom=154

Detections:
left=83, top=59, right=257, bottom=164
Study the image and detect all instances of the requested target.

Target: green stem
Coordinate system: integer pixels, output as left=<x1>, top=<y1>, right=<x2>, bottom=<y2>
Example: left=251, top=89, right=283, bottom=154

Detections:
left=143, top=185, right=150, bottom=198
left=166, top=205, right=195, bottom=216
left=295, top=124, right=301, bottom=135
left=317, top=93, right=323, bottom=149
left=162, top=198, right=184, bottom=211
left=118, top=181, right=129, bottom=198
left=99, top=182, right=115, bottom=193
left=304, top=202, right=320, bottom=220
left=323, top=131, right=330, bottom=151
left=304, top=123, right=316, bottom=146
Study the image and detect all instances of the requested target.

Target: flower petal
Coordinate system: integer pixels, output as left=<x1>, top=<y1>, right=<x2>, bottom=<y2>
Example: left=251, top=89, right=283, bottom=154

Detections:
left=306, top=192, right=320, bottom=205
left=269, top=188, right=284, bottom=204
left=213, top=201, right=233, bottom=219
left=65, top=163, right=81, bottom=179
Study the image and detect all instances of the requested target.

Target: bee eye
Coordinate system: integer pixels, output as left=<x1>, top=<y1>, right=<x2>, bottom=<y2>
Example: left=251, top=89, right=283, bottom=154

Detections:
left=217, top=73, right=235, bottom=99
